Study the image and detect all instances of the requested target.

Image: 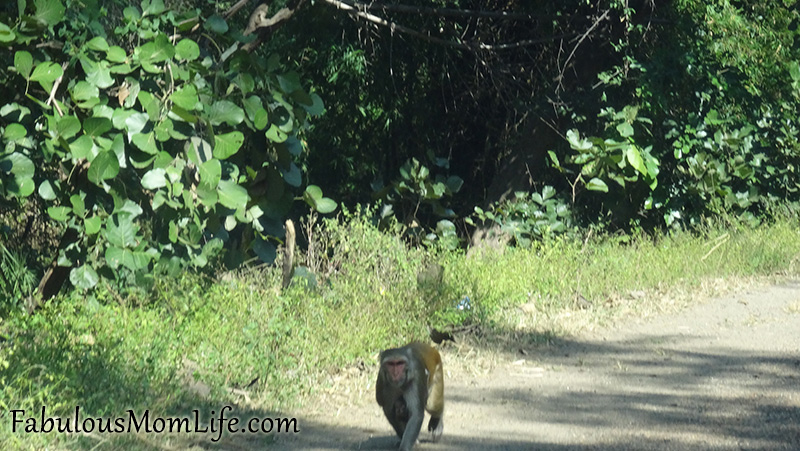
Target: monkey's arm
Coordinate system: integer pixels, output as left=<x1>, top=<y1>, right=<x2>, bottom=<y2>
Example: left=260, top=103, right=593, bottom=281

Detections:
left=376, top=372, right=385, bottom=406
left=398, top=383, right=425, bottom=451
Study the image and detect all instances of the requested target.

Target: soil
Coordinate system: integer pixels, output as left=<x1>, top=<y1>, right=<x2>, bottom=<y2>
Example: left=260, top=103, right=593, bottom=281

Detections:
left=270, top=281, right=800, bottom=450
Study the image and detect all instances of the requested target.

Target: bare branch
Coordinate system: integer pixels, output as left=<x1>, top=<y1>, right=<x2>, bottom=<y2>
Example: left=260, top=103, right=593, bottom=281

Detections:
left=322, top=0, right=470, bottom=49
left=224, top=0, right=251, bottom=20
left=242, top=0, right=308, bottom=52
left=46, top=62, right=69, bottom=117
left=352, top=1, right=551, bottom=21
left=475, top=32, right=580, bottom=51
left=556, top=10, right=610, bottom=92
left=322, top=0, right=580, bottom=52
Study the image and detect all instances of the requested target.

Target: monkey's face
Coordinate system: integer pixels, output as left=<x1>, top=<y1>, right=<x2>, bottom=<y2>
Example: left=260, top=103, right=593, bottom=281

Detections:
left=381, top=356, right=409, bottom=386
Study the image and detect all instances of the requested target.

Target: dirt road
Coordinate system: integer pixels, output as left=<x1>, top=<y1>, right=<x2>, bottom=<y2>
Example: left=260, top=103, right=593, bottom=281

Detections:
left=272, top=281, right=800, bottom=450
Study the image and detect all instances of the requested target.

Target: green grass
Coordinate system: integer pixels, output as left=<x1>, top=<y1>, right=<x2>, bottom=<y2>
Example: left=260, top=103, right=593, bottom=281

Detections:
left=444, top=220, right=800, bottom=336
left=1, top=214, right=799, bottom=449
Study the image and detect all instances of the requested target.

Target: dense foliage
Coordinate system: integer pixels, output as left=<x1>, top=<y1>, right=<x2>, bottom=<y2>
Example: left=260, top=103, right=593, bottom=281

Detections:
left=0, top=0, right=333, bottom=303
left=3, top=0, right=800, bottom=301
left=287, top=0, right=800, bottom=231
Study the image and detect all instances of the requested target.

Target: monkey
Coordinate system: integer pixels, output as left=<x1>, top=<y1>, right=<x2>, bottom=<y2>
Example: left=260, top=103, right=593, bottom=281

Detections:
left=376, top=342, right=444, bottom=450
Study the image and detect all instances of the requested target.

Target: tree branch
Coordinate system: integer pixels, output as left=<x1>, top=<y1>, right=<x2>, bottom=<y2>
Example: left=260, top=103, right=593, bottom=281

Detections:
left=242, top=0, right=308, bottom=52
left=224, top=0, right=251, bottom=20
left=556, top=10, right=610, bottom=91
left=349, top=1, right=575, bottom=22
left=321, top=0, right=469, bottom=49
left=322, top=0, right=580, bottom=51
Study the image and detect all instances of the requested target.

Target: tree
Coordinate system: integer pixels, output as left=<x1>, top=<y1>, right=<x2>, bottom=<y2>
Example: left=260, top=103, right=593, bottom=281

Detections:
left=0, top=0, right=334, bottom=305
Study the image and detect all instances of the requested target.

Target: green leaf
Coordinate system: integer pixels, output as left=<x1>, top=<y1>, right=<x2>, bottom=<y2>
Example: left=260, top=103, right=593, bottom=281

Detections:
left=141, top=168, right=167, bottom=189
left=30, top=61, right=62, bottom=83
left=302, top=184, right=337, bottom=214
left=112, top=109, right=135, bottom=129
left=252, top=238, right=276, bottom=264
left=253, top=108, right=269, bottom=130
left=104, top=219, right=137, bottom=248
left=105, top=246, right=152, bottom=271
left=243, top=97, right=269, bottom=129
left=106, top=46, right=127, bottom=63
left=71, top=81, right=99, bottom=102
left=625, top=145, right=647, bottom=176
left=70, top=135, right=96, bottom=160
left=125, top=112, right=149, bottom=135
left=1, top=152, right=34, bottom=178
left=47, top=206, right=70, bottom=221
left=116, top=200, right=143, bottom=219
left=277, top=72, right=302, bottom=94
left=89, top=65, right=114, bottom=89
left=265, top=124, right=287, bottom=143
left=189, top=136, right=212, bottom=163
left=315, top=198, right=337, bottom=214
left=566, top=129, right=593, bottom=151
left=243, top=96, right=263, bottom=119
left=34, top=0, right=66, bottom=27
left=0, top=23, right=15, bottom=43
left=38, top=180, right=57, bottom=200
left=195, top=183, right=218, bottom=206
left=198, top=159, right=221, bottom=188
left=14, top=51, right=33, bottom=79
left=170, top=104, right=197, bottom=123
left=137, top=90, right=157, bottom=116
left=70, top=193, right=85, bottom=216
left=87, top=36, right=109, bottom=51
left=616, top=122, right=634, bottom=138
left=213, top=131, right=244, bottom=159
left=83, top=117, right=112, bottom=137
left=704, top=109, right=726, bottom=126
left=138, top=33, right=175, bottom=63
left=790, top=62, right=800, bottom=82
left=85, top=216, right=102, bottom=235
left=0, top=102, right=31, bottom=121
left=87, top=150, right=120, bottom=185
left=233, top=73, right=255, bottom=95
left=165, top=220, right=177, bottom=242
left=206, top=100, right=244, bottom=126
left=153, top=118, right=173, bottom=142
left=302, top=93, right=325, bottom=116
left=445, top=175, right=463, bottom=193
left=0, top=152, right=35, bottom=197
left=285, top=137, right=302, bottom=156
left=305, top=184, right=323, bottom=201
left=4, top=123, right=26, bottom=141
left=205, top=14, right=228, bottom=34
left=282, top=163, right=301, bottom=187
left=56, top=115, right=81, bottom=140
left=217, top=179, right=248, bottom=210
left=123, top=6, right=140, bottom=21
left=70, top=265, right=99, bottom=290
left=142, top=0, right=165, bottom=16
left=131, top=132, right=158, bottom=154
left=586, top=177, right=609, bottom=192
left=175, top=38, right=200, bottom=61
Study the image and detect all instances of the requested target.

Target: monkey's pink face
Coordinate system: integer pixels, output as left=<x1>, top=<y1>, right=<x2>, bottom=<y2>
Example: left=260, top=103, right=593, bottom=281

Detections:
left=383, top=358, right=407, bottom=384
